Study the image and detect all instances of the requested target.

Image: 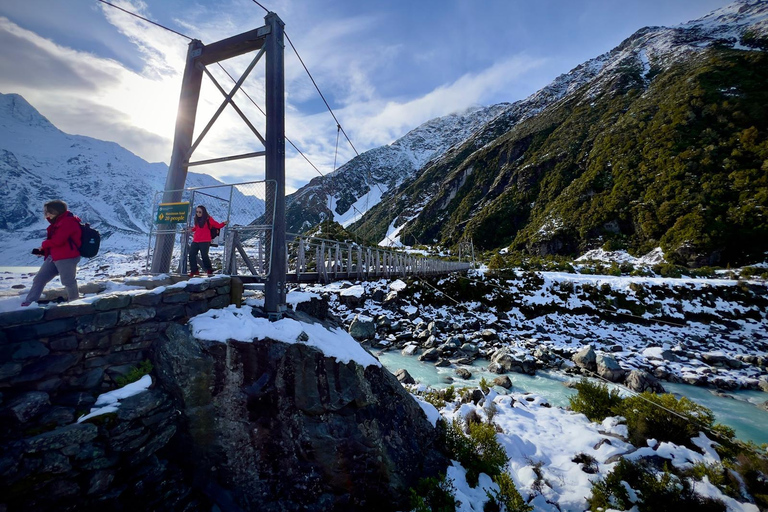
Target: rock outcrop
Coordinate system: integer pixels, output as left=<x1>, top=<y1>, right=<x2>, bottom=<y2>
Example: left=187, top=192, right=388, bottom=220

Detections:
left=154, top=322, right=447, bottom=512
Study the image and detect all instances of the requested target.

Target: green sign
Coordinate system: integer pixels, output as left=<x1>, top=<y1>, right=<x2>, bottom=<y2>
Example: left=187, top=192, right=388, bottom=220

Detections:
left=156, top=202, right=190, bottom=224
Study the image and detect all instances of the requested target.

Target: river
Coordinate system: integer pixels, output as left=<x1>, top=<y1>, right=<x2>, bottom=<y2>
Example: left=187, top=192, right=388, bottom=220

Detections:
left=375, top=349, right=768, bottom=445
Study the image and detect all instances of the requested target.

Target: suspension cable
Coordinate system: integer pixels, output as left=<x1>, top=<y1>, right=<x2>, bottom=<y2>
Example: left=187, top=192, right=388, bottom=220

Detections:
left=97, top=0, right=193, bottom=40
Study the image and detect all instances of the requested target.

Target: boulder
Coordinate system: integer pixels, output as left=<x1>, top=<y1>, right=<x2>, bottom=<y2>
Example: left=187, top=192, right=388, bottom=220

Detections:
left=493, top=376, right=512, bottom=389
left=596, top=355, right=625, bottom=383
left=295, top=297, right=329, bottom=320
left=455, top=368, right=472, bottom=380
left=376, top=315, right=392, bottom=331
left=572, top=346, right=597, bottom=372
left=624, top=370, right=665, bottom=394
left=394, top=369, right=415, bottom=385
left=418, top=348, right=440, bottom=362
left=487, top=362, right=505, bottom=374
left=401, top=344, right=418, bottom=357
left=155, top=323, right=448, bottom=512
left=349, top=314, right=376, bottom=341
left=480, top=329, right=498, bottom=341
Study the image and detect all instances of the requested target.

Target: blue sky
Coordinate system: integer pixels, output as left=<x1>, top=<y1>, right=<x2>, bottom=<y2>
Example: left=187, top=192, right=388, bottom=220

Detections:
left=0, top=0, right=733, bottom=192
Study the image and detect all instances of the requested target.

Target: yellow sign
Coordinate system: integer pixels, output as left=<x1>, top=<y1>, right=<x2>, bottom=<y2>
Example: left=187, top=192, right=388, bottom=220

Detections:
left=156, top=202, right=190, bottom=224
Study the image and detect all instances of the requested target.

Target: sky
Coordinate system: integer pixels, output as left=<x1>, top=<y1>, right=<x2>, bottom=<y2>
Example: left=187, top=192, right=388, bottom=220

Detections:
left=0, top=0, right=735, bottom=193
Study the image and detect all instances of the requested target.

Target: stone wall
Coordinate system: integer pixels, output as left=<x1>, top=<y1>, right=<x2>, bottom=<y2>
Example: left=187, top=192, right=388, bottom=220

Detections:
left=0, top=276, right=232, bottom=511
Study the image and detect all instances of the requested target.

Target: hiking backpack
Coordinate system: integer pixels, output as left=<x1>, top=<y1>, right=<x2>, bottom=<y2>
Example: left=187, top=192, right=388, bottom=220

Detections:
left=79, top=223, right=101, bottom=258
left=209, top=224, right=221, bottom=247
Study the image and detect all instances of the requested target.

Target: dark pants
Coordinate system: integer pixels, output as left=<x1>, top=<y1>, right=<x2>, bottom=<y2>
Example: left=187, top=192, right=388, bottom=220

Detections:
left=189, top=242, right=212, bottom=274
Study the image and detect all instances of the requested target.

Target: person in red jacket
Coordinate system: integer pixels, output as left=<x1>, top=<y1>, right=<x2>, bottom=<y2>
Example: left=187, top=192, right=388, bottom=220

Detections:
left=189, top=205, right=227, bottom=277
left=22, top=200, right=82, bottom=306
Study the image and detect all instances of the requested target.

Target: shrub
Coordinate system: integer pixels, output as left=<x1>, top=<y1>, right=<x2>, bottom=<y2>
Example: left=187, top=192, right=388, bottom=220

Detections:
left=728, top=442, right=768, bottom=510
left=423, top=391, right=446, bottom=409
left=115, top=359, right=153, bottom=387
left=568, top=379, right=623, bottom=423
left=440, top=419, right=509, bottom=487
left=618, top=392, right=734, bottom=448
left=587, top=458, right=726, bottom=512
left=409, top=474, right=457, bottom=512
left=653, top=263, right=684, bottom=278
left=485, top=471, right=533, bottom=512
left=479, top=378, right=491, bottom=394
left=488, top=254, right=507, bottom=270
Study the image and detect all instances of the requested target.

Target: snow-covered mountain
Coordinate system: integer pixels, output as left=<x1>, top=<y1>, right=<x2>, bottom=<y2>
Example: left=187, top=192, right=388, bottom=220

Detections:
left=346, top=0, right=768, bottom=264
left=0, top=93, right=264, bottom=265
left=284, top=103, right=510, bottom=234
left=284, top=2, right=768, bottom=243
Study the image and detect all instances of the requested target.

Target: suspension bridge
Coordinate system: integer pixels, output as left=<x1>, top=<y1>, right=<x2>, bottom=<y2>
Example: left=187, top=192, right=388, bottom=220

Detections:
left=136, top=7, right=472, bottom=319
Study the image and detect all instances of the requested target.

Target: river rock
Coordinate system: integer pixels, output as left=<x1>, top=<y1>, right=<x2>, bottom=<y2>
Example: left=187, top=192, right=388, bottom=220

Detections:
left=759, top=376, right=768, bottom=393
left=493, top=376, right=512, bottom=389
left=488, top=362, right=505, bottom=374
left=455, top=368, right=472, bottom=380
left=418, top=348, right=440, bottom=362
left=394, top=369, right=415, bottom=385
left=597, top=355, right=625, bottom=383
left=572, top=346, right=597, bottom=372
left=376, top=315, right=392, bottom=331
left=624, top=370, right=665, bottom=393
left=349, top=314, right=376, bottom=341
left=402, top=344, right=418, bottom=357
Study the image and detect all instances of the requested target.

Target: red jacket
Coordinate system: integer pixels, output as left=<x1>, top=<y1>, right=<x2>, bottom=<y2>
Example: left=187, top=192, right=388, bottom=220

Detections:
left=190, top=216, right=225, bottom=243
left=41, top=211, right=82, bottom=261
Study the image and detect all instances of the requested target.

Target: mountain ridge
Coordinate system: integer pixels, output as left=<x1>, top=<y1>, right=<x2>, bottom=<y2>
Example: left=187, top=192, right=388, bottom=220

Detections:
left=0, top=93, right=264, bottom=266
left=344, top=0, right=768, bottom=266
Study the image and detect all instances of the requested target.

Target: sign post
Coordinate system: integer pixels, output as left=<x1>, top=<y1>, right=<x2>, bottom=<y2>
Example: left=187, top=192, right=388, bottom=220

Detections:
left=155, top=202, right=190, bottom=224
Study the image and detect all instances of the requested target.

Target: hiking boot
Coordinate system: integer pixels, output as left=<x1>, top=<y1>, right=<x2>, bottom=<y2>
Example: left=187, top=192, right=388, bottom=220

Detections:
left=188, top=271, right=199, bottom=277
left=206, top=271, right=214, bottom=277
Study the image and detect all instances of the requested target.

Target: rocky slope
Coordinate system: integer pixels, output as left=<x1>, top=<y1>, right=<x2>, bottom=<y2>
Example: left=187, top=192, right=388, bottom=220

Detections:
left=348, top=1, right=768, bottom=267
left=284, top=104, right=509, bottom=237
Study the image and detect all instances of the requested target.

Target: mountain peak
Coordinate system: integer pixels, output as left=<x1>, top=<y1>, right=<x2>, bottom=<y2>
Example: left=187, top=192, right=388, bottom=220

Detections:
left=0, top=93, right=57, bottom=131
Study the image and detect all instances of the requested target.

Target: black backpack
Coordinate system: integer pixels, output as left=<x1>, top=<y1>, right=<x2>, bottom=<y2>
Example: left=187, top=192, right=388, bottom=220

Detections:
left=79, top=223, right=101, bottom=258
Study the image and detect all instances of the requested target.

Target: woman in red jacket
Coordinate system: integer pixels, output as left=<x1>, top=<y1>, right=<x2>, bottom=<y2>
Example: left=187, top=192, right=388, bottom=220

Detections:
left=189, top=205, right=227, bottom=277
left=22, top=200, right=82, bottom=306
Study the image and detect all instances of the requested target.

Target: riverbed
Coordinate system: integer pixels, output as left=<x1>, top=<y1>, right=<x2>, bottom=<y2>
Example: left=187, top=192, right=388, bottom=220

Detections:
left=376, top=349, right=768, bottom=445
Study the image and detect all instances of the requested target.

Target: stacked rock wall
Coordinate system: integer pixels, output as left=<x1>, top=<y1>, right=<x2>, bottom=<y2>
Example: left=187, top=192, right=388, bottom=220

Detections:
left=0, top=276, right=232, bottom=511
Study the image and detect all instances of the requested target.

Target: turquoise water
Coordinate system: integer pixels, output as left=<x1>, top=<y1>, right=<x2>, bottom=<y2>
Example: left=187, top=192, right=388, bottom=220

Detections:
left=376, top=349, right=768, bottom=445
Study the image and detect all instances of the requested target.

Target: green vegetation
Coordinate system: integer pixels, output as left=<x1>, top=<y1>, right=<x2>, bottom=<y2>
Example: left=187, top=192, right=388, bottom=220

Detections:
left=484, top=471, right=533, bottom=512
left=587, top=459, right=726, bottom=512
left=409, top=474, right=457, bottom=512
left=620, top=392, right=734, bottom=448
left=352, top=48, right=768, bottom=268
left=568, top=380, right=734, bottom=449
left=440, top=419, right=509, bottom=487
left=567, top=380, right=623, bottom=423
left=115, top=359, right=154, bottom=387
left=569, top=381, right=768, bottom=508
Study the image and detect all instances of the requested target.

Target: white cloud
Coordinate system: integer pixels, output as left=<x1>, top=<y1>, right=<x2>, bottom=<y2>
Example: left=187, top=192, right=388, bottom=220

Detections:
left=1, top=1, right=546, bottom=193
